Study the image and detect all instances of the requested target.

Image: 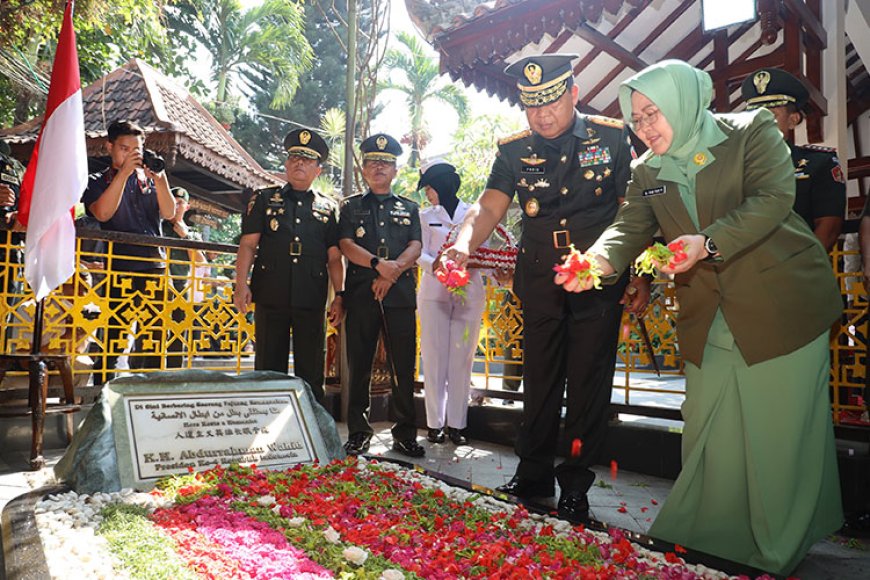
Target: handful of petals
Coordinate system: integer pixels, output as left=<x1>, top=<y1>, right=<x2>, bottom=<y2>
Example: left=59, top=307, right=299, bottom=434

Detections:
left=435, top=258, right=470, bottom=298
left=553, top=246, right=603, bottom=290
left=634, top=241, right=689, bottom=275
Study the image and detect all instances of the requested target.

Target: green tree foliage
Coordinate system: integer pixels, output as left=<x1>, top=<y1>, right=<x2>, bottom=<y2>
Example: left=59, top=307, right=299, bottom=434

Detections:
left=380, top=31, right=468, bottom=168
left=169, top=0, right=313, bottom=111
left=0, top=0, right=181, bottom=126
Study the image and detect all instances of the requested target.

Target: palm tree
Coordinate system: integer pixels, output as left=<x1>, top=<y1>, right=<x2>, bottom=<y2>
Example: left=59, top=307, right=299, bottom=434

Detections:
left=171, top=0, right=313, bottom=112
left=380, top=31, right=468, bottom=167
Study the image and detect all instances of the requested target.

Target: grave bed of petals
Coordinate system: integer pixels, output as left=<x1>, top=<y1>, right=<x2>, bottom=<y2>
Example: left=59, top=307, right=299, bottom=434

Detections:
left=25, top=457, right=776, bottom=579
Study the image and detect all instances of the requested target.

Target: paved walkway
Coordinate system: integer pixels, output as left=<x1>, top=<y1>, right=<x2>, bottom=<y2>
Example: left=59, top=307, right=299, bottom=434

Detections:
left=1, top=421, right=867, bottom=579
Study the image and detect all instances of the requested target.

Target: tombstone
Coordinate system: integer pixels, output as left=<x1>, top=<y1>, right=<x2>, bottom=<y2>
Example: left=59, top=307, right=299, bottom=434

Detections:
left=54, top=370, right=345, bottom=494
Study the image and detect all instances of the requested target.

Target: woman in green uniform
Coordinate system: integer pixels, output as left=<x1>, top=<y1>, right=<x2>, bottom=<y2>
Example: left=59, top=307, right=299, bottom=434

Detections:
left=560, top=60, right=843, bottom=575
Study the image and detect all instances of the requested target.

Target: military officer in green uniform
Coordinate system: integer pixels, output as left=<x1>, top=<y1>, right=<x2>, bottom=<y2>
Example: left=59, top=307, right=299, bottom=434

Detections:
left=439, top=54, right=649, bottom=522
left=234, top=129, right=344, bottom=403
left=742, top=68, right=846, bottom=252
left=338, top=133, right=424, bottom=458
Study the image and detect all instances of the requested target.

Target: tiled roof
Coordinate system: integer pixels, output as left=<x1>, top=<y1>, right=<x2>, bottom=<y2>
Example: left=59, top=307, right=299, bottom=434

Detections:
left=0, top=59, right=280, bottom=192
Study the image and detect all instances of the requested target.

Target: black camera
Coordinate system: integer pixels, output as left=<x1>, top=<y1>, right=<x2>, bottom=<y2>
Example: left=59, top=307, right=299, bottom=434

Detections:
left=142, top=149, right=165, bottom=173
left=0, top=156, right=20, bottom=213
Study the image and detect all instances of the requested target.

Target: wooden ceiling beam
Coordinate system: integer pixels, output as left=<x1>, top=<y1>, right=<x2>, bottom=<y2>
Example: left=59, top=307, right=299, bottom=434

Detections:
left=571, top=23, right=648, bottom=72
left=573, top=0, right=648, bottom=76
left=849, top=156, right=870, bottom=180
left=781, top=0, right=826, bottom=50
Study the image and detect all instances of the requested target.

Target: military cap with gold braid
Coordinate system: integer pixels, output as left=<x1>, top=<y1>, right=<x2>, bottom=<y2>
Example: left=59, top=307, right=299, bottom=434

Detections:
left=360, top=133, right=403, bottom=163
left=741, top=68, right=809, bottom=111
left=504, top=53, right=579, bottom=108
left=283, top=128, right=329, bottom=161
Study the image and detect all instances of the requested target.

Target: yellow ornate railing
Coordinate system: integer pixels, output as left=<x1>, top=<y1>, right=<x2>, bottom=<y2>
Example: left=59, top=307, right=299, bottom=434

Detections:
left=0, top=228, right=864, bottom=427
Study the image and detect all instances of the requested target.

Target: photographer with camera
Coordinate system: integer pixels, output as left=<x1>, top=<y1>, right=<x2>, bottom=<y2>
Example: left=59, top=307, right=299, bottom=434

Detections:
left=81, top=120, right=176, bottom=383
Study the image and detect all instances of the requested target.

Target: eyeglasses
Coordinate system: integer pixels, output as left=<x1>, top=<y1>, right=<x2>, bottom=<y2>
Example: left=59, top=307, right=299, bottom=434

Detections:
left=629, top=108, right=660, bottom=132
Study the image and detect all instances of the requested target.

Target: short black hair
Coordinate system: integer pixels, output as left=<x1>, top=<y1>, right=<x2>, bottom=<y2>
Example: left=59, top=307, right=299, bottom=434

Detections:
left=107, top=120, right=145, bottom=143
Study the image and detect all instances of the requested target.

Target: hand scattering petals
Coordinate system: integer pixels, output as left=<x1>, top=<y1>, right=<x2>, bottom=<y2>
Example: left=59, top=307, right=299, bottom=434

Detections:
left=553, top=246, right=603, bottom=289
left=634, top=241, right=689, bottom=275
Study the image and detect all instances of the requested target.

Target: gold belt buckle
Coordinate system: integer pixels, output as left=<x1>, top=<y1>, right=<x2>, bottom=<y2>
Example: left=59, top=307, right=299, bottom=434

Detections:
left=377, top=246, right=389, bottom=259
left=289, top=242, right=302, bottom=256
left=553, top=230, right=571, bottom=249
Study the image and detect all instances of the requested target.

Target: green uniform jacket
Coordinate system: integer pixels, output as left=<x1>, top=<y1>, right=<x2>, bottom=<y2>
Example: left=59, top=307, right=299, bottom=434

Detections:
left=242, top=184, right=338, bottom=310
left=591, top=109, right=841, bottom=367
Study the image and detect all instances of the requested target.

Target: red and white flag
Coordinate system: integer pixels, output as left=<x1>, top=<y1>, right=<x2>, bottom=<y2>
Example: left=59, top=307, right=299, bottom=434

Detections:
left=17, top=0, right=87, bottom=300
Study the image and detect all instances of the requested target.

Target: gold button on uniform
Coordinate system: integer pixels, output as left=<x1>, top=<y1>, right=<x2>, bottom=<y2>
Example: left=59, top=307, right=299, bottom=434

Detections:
left=561, top=187, right=568, bottom=195
left=595, top=187, right=603, bottom=196
left=560, top=218, right=567, bottom=226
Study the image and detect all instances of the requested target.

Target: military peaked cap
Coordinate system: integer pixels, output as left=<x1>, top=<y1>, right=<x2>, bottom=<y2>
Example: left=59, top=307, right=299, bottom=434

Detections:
left=504, top=53, right=579, bottom=108
left=741, top=68, right=809, bottom=111
left=360, top=133, right=402, bottom=163
left=284, top=128, right=329, bottom=161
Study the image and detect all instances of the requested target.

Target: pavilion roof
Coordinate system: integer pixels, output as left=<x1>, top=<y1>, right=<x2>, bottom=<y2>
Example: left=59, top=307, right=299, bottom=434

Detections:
left=407, top=0, right=870, bottom=149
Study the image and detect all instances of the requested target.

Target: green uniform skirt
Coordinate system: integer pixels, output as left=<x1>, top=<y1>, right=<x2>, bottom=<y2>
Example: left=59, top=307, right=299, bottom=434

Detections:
left=649, top=328, right=843, bottom=575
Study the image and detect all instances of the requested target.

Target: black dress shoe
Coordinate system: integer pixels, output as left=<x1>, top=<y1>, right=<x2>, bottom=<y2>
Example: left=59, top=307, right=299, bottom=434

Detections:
left=446, top=427, right=467, bottom=445
left=427, top=428, right=445, bottom=443
left=343, top=432, right=372, bottom=455
left=393, top=439, right=425, bottom=457
left=557, top=491, right=590, bottom=524
left=496, top=475, right=555, bottom=498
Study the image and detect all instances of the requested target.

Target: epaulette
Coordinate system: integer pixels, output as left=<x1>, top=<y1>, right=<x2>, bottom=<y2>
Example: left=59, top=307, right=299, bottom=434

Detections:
left=799, top=143, right=837, bottom=154
left=498, top=129, right=532, bottom=146
left=587, top=115, right=624, bottom=129
left=256, top=185, right=282, bottom=196
left=340, top=192, right=363, bottom=206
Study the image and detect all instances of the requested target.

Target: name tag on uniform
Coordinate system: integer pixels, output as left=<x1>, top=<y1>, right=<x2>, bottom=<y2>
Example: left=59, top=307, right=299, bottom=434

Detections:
left=428, top=223, right=443, bottom=227
left=521, top=164, right=545, bottom=174
left=642, top=186, right=666, bottom=197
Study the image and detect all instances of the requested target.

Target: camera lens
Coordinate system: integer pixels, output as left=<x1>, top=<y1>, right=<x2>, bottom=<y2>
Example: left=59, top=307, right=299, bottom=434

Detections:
left=142, top=149, right=165, bottom=173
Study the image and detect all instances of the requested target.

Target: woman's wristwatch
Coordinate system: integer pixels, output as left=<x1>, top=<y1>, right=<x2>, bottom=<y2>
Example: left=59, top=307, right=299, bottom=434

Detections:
left=370, top=256, right=380, bottom=269
left=703, top=236, right=720, bottom=261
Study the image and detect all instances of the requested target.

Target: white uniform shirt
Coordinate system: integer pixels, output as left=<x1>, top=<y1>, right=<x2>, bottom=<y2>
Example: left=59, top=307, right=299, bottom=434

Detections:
left=417, top=201, right=487, bottom=303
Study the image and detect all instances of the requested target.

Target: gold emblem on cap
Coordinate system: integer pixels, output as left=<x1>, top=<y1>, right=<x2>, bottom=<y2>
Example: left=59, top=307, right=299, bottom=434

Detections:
left=525, top=197, right=540, bottom=217
left=356, top=226, right=365, bottom=238
left=376, top=136, right=388, bottom=150
left=524, top=62, right=543, bottom=85
left=300, top=130, right=311, bottom=145
left=753, top=71, right=771, bottom=94
left=270, top=218, right=279, bottom=231
left=693, top=152, right=707, bottom=166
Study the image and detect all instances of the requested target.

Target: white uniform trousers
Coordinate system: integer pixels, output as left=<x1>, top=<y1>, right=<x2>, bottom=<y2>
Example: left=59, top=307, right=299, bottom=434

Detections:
left=419, top=295, right=486, bottom=430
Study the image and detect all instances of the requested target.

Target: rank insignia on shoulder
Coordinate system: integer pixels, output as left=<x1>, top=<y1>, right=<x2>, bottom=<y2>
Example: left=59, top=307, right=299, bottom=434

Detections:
left=525, top=197, right=540, bottom=217
left=802, top=144, right=837, bottom=154
left=246, top=196, right=257, bottom=215
left=587, top=115, right=624, bottom=129
left=832, top=164, right=845, bottom=184
left=498, top=129, right=532, bottom=146
left=356, top=226, right=366, bottom=238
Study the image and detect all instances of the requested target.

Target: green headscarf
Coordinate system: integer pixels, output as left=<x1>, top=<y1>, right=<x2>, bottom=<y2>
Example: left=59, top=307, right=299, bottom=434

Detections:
left=617, top=60, right=726, bottom=185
